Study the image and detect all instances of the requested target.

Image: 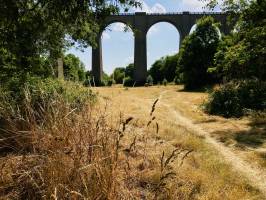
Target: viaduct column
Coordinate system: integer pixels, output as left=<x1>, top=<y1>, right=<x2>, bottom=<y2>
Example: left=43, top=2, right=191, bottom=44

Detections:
left=134, top=30, right=147, bottom=85
left=134, top=13, right=147, bottom=85
left=92, top=35, right=103, bottom=86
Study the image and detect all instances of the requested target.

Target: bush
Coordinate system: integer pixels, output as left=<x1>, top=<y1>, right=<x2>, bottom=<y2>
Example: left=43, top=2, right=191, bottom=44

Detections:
left=162, top=78, right=168, bottom=86
left=0, top=77, right=96, bottom=154
left=123, top=76, right=134, bottom=87
left=146, top=75, right=153, bottom=86
left=204, top=79, right=266, bottom=117
left=107, top=79, right=115, bottom=86
left=83, top=78, right=92, bottom=87
left=0, top=77, right=96, bottom=121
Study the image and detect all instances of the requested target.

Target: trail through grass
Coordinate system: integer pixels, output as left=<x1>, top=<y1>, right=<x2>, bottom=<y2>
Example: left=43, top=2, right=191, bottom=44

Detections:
left=96, top=85, right=266, bottom=199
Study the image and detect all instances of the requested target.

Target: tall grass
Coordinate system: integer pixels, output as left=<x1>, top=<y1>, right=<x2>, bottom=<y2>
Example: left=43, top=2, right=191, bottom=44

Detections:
left=0, top=81, right=189, bottom=199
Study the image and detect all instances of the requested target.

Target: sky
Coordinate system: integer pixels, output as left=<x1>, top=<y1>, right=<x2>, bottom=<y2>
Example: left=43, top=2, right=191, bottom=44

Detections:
left=67, top=0, right=216, bottom=75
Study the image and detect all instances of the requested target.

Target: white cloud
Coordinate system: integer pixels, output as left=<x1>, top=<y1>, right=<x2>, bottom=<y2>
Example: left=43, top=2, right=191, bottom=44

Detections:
left=134, top=1, right=166, bottom=13
left=180, top=0, right=206, bottom=11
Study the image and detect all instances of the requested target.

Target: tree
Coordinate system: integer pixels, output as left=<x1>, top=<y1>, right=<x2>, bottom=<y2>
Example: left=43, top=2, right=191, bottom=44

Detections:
left=212, top=0, right=266, bottom=81
left=112, top=67, right=125, bottom=84
left=177, top=16, right=220, bottom=90
left=125, top=63, right=135, bottom=79
left=148, top=54, right=179, bottom=84
left=148, top=58, right=164, bottom=84
left=0, top=0, right=141, bottom=84
left=63, top=54, right=86, bottom=82
left=163, top=54, right=179, bottom=82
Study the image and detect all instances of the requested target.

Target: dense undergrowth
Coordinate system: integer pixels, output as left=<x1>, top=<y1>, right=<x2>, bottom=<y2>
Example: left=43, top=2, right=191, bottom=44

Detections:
left=204, top=79, right=266, bottom=117
left=0, top=79, right=193, bottom=199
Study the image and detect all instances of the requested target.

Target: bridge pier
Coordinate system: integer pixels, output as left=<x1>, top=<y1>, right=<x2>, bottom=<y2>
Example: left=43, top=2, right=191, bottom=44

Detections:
left=92, top=35, right=103, bottom=86
left=134, top=30, right=147, bottom=85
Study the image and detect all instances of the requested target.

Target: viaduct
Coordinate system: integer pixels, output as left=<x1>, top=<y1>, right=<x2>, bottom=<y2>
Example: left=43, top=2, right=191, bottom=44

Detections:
left=92, top=11, right=230, bottom=85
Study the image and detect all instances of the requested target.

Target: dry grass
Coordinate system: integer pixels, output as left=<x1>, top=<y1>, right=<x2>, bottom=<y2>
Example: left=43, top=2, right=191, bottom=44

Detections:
left=0, top=84, right=264, bottom=199
left=94, top=85, right=264, bottom=199
left=0, top=86, right=194, bottom=199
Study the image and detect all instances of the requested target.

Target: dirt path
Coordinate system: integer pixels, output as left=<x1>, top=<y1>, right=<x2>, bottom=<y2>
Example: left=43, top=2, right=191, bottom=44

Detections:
left=158, top=91, right=266, bottom=197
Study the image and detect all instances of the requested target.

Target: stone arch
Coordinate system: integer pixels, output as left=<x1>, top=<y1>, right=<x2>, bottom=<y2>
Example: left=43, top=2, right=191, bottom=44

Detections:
left=189, top=24, right=197, bottom=34
left=146, top=22, right=181, bottom=71
left=101, top=22, right=134, bottom=76
left=146, top=20, right=179, bottom=34
left=100, top=21, right=134, bottom=38
left=146, top=21, right=181, bottom=49
left=101, top=20, right=133, bottom=34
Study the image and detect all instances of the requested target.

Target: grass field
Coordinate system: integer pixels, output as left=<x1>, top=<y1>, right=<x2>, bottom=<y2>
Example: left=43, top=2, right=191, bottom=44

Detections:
left=94, top=85, right=266, bottom=199
left=1, top=84, right=265, bottom=199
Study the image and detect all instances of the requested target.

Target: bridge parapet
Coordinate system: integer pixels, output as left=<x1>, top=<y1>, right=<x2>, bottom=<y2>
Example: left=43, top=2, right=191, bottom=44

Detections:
left=112, top=11, right=225, bottom=16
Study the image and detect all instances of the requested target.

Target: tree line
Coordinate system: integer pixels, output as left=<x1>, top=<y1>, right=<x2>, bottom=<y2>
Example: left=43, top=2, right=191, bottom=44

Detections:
left=0, top=0, right=264, bottom=117
left=110, top=0, right=265, bottom=116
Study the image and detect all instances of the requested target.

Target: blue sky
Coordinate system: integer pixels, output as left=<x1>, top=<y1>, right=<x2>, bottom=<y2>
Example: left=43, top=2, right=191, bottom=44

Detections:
left=67, top=0, right=213, bottom=74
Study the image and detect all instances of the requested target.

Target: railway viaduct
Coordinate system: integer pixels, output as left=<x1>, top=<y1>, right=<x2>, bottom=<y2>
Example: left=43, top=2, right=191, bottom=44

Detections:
left=92, top=12, right=230, bottom=85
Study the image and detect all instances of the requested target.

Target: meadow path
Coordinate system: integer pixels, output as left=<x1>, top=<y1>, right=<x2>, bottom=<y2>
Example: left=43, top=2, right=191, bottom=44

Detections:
left=96, top=86, right=266, bottom=198
left=158, top=90, right=266, bottom=198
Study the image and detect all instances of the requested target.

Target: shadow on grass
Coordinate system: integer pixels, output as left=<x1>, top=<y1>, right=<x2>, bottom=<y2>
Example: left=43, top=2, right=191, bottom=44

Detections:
left=177, top=85, right=215, bottom=93
left=211, top=116, right=266, bottom=149
left=234, top=126, right=266, bottom=148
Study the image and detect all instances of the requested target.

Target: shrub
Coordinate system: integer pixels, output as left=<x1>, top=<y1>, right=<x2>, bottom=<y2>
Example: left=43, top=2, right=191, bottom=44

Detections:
left=204, top=79, right=266, bottom=117
left=0, top=77, right=96, bottom=122
left=174, top=76, right=183, bottom=85
left=0, top=77, right=96, bottom=155
left=123, top=76, right=134, bottom=87
left=107, top=79, right=115, bottom=86
left=83, top=78, right=92, bottom=87
left=162, top=78, right=168, bottom=86
left=146, top=75, right=153, bottom=86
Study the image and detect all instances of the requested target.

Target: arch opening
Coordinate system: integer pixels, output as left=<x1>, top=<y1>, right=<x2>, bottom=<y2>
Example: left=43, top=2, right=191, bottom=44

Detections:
left=147, top=22, right=180, bottom=83
left=101, top=22, right=134, bottom=78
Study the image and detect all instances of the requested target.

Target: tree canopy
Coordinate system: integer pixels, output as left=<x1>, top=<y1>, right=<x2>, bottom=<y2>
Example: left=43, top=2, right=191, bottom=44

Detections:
left=148, top=54, right=179, bottom=84
left=212, top=0, right=266, bottom=81
left=0, top=0, right=140, bottom=83
left=177, top=16, right=220, bottom=90
left=63, top=54, right=86, bottom=82
left=112, top=67, right=125, bottom=84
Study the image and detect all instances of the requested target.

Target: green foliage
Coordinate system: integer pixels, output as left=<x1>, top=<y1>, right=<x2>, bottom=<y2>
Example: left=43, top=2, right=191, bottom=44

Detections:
left=0, top=0, right=141, bottom=83
left=177, top=16, right=220, bottom=90
left=203, top=0, right=249, bottom=13
left=107, top=79, right=115, bottom=86
left=101, top=72, right=112, bottom=86
left=112, top=67, right=125, bottom=84
left=212, top=0, right=266, bottom=81
left=204, top=79, right=266, bottom=117
left=163, top=54, right=179, bottom=82
left=149, top=54, right=179, bottom=84
left=0, top=77, right=96, bottom=119
left=64, top=54, right=86, bottom=82
left=125, top=63, right=135, bottom=79
left=149, top=59, right=164, bottom=84
left=123, top=76, right=134, bottom=87
left=146, top=75, right=153, bottom=86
